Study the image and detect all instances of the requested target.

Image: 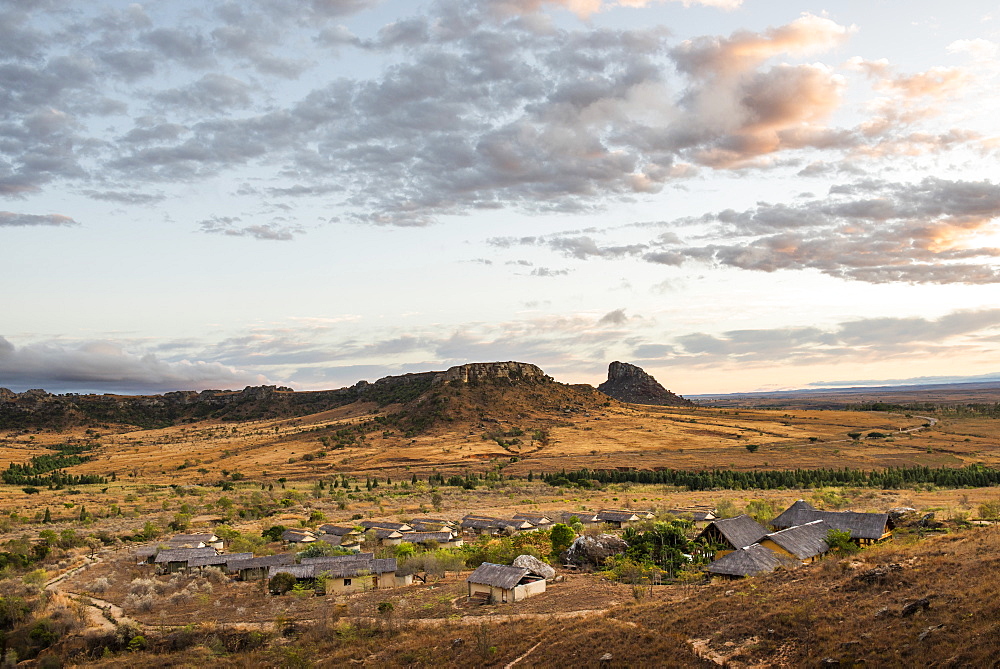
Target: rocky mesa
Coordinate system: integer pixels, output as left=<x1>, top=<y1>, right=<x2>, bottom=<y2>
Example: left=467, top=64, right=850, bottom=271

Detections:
left=597, top=361, right=693, bottom=407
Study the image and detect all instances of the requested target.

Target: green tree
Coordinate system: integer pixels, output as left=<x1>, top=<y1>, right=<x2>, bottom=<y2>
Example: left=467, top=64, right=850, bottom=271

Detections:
left=269, top=572, right=298, bottom=595
left=42, top=507, right=51, bottom=523
left=550, top=523, right=575, bottom=557
left=825, top=528, right=858, bottom=555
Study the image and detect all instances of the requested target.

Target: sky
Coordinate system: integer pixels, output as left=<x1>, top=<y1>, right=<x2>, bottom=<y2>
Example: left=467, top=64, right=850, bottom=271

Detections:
left=3, top=0, right=1000, bottom=396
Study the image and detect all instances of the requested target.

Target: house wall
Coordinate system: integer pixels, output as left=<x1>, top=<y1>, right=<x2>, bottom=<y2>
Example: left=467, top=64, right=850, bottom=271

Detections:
left=513, top=579, right=546, bottom=602
left=759, top=539, right=796, bottom=560
left=324, top=574, right=374, bottom=595
left=394, top=573, right=413, bottom=587
left=468, top=582, right=515, bottom=603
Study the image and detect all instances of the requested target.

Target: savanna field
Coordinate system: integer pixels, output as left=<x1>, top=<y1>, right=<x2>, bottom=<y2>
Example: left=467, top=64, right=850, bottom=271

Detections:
left=2, top=376, right=1000, bottom=666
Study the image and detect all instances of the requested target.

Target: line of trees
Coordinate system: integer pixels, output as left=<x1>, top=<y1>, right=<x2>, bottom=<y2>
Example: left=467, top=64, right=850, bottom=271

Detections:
left=543, top=464, right=1000, bottom=491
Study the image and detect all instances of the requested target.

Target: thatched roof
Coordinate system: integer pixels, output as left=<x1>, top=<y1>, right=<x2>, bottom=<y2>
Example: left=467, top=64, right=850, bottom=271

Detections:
left=558, top=511, right=600, bottom=524
left=408, top=519, right=454, bottom=531
left=701, top=515, right=769, bottom=549
left=467, top=563, right=530, bottom=589
left=764, top=520, right=831, bottom=560
left=281, top=529, right=317, bottom=543
left=772, top=501, right=893, bottom=540
left=513, top=513, right=553, bottom=524
left=301, top=552, right=374, bottom=565
left=187, top=552, right=254, bottom=568
left=368, top=528, right=403, bottom=540
left=268, top=564, right=317, bottom=580
left=228, top=554, right=295, bottom=571
left=318, top=524, right=361, bottom=536
left=596, top=510, right=640, bottom=523
left=153, top=547, right=218, bottom=564
left=400, top=531, right=453, bottom=544
left=667, top=506, right=717, bottom=522
left=170, top=533, right=218, bottom=544
left=707, top=544, right=791, bottom=577
left=359, top=520, right=412, bottom=532
left=461, top=517, right=501, bottom=530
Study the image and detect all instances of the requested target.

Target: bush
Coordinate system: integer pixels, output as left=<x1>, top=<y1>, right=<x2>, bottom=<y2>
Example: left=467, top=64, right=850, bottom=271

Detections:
left=269, top=572, right=298, bottom=595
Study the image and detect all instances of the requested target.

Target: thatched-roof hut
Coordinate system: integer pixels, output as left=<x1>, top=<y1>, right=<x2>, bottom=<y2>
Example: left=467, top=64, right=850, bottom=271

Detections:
left=466, top=562, right=546, bottom=603
left=761, top=520, right=831, bottom=562
left=771, top=501, right=893, bottom=544
left=706, top=544, right=793, bottom=578
left=698, top=515, right=769, bottom=556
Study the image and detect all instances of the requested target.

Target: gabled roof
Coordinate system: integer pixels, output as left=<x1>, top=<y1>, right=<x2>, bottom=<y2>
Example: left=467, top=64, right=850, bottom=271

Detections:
left=772, top=501, right=893, bottom=540
left=368, top=528, right=403, bottom=539
left=770, top=500, right=817, bottom=528
left=513, top=513, right=553, bottom=524
left=228, top=553, right=295, bottom=571
left=596, top=510, right=640, bottom=523
left=408, top=517, right=457, bottom=527
left=467, top=563, right=530, bottom=589
left=281, top=529, right=317, bottom=543
left=301, top=552, right=374, bottom=565
left=764, top=520, right=831, bottom=560
left=707, top=544, right=790, bottom=577
left=268, top=564, right=316, bottom=580
left=409, top=521, right=452, bottom=532
left=170, top=533, right=218, bottom=543
left=359, top=520, right=412, bottom=532
left=187, top=552, right=253, bottom=568
left=558, top=511, right=600, bottom=523
left=701, top=515, right=769, bottom=550
left=667, top=507, right=717, bottom=522
left=400, top=531, right=453, bottom=543
left=318, top=524, right=361, bottom=536
left=153, top=547, right=218, bottom=564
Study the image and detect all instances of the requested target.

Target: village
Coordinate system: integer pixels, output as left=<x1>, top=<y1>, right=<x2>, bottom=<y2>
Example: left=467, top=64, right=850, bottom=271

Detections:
left=122, top=500, right=900, bottom=609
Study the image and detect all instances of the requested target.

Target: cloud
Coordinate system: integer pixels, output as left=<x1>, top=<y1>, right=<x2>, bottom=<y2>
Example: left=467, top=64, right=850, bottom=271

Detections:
left=490, top=0, right=742, bottom=19
left=199, top=216, right=302, bottom=240
left=509, top=177, right=1000, bottom=284
left=0, top=337, right=268, bottom=394
left=635, top=308, right=1000, bottom=367
left=0, top=211, right=79, bottom=227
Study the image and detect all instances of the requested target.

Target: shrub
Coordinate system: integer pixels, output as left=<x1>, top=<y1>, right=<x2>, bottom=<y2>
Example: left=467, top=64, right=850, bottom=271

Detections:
left=269, top=572, right=298, bottom=595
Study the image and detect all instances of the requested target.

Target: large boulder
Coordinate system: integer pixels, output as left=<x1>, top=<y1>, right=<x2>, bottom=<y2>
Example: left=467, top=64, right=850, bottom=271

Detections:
left=513, top=554, right=556, bottom=581
left=562, top=534, right=628, bottom=568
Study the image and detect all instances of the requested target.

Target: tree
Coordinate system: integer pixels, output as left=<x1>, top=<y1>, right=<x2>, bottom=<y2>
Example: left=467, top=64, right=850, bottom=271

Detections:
left=262, top=525, right=287, bottom=542
left=269, top=572, right=297, bottom=595
left=826, top=528, right=858, bottom=555
left=42, top=508, right=51, bottom=523
left=431, top=491, right=443, bottom=512
left=745, top=443, right=760, bottom=453
left=550, top=523, right=575, bottom=556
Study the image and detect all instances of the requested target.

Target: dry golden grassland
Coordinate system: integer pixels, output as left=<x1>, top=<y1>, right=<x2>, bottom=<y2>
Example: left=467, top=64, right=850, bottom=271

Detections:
left=4, top=404, right=988, bottom=487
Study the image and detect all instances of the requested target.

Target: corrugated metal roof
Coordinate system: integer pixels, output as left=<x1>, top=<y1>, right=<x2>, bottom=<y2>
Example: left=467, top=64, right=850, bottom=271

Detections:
left=467, top=563, right=530, bottom=589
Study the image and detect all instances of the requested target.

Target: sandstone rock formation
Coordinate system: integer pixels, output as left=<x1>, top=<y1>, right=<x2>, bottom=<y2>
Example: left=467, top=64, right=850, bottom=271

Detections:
left=433, top=362, right=552, bottom=386
left=597, top=361, right=692, bottom=407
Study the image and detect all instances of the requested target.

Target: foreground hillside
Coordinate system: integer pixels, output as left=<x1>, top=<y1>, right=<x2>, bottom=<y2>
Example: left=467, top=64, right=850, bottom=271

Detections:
left=59, top=524, right=1000, bottom=667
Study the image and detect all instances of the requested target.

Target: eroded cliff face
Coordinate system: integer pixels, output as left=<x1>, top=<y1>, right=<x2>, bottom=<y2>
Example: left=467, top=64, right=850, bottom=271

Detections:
left=597, top=361, right=693, bottom=407
left=0, top=362, right=558, bottom=429
left=433, top=362, right=552, bottom=385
